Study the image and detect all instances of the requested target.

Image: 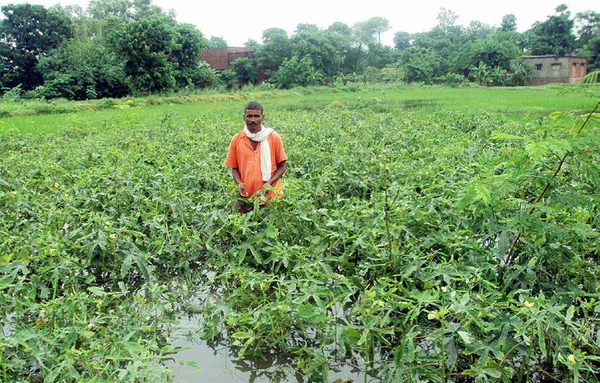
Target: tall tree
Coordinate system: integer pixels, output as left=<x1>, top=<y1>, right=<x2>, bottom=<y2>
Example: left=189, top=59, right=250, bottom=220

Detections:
left=36, top=38, right=128, bottom=99
left=230, top=57, right=258, bottom=85
left=328, top=22, right=351, bottom=37
left=327, top=22, right=354, bottom=73
left=88, top=0, right=132, bottom=21
left=501, top=14, right=517, bottom=32
left=366, top=17, right=390, bottom=45
left=575, top=11, right=600, bottom=47
left=465, top=21, right=495, bottom=42
left=295, top=23, right=319, bottom=34
left=114, top=16, right=176, bottom=92
left=437, top=8, right=460, bottom=35
left=255, top=28, right=290, bottom=77
left=87, top=0, right=172, bottom=22
left=290, top=28, right=342, bottom=77
left=393, top=31, right=411, bottom=51
left=0, top=4, right=72, bottom=90
left=351, top=17, right=391, bottom=71
left=172, top=23, right=210, bottom=87
left=209, top=36, right=228, bottom=48
left=244, top=39, right=260, bottom=49
left=574, top=10, right=600, bottom=70
left=131, top=0, right=170, bottom=21
left=525, top=5, right=576, bottom=55
left=410, top=9, right=466, bottom=77
left=353, top=17, right=390, bottom=46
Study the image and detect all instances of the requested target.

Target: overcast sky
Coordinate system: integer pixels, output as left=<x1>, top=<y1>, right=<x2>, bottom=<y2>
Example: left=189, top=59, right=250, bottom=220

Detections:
left=2, top=0, right=598, bottom=46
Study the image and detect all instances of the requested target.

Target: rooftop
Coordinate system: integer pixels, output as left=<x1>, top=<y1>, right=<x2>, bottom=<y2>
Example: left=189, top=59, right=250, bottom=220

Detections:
left=520, top=55, right=587, bottom=59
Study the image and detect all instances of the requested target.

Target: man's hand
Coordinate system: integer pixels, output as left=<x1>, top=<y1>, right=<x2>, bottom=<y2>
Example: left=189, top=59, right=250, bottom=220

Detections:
left=257, top=183, right=270, bottom=199
left=238, top=183, right=249, bottom=197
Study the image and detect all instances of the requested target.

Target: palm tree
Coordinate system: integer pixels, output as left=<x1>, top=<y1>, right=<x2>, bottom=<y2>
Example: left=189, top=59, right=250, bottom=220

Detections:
left=510, top=61, right=534, bottom=86
left=470, top=61, right=490, bottom=86
left=491, top=66, right=508, bottom=86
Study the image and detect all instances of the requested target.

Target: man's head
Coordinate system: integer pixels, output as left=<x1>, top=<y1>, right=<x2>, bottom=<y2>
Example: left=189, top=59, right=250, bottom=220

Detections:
left=244, top=101, right=264, bottom=133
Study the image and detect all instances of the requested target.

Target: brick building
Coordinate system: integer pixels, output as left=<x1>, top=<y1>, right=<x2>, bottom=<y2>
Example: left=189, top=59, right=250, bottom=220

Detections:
left=511, top=55, right=588, bottom=85
left=200, top=47, right=266, bottom=83
left=200, top=47, right=255, bottom=70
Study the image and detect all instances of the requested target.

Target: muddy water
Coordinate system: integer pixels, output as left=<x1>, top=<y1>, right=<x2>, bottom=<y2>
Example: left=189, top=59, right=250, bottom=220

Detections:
left=165, top=272, right=372, bottom=382
left=169, top=313, right=365, bottom=382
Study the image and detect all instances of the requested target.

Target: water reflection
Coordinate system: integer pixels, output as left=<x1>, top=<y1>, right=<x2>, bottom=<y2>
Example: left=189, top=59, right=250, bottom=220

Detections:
left=169, top=313, right=365, bottom=382
left=165, top=271, right=369, bottom=382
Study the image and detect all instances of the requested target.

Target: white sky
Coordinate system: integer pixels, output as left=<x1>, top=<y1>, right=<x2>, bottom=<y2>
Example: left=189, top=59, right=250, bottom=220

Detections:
left=2, top=0, right=598, bottom=46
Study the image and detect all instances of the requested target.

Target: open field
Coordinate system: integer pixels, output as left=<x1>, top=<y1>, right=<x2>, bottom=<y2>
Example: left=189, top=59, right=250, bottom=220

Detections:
left=1, top=84, right=598, bottom=134
left=1, top=85, right=599, bottom=381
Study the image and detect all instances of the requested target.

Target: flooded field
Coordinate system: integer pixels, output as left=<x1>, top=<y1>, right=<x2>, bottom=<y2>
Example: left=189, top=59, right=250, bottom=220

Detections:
left=2, top=87, right=599, bottom=381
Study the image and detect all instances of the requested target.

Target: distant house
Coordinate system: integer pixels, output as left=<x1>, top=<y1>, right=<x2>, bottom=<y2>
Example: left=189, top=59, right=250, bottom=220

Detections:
left=201, top=47, right=266, bottom=83
left=201, top=47, right=255, bottom=70
left=511, top=55, right=588, bottom=85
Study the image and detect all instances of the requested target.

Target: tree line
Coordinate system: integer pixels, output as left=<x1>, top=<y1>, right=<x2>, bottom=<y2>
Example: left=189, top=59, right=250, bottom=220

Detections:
left=0, top=1, right=598, bottom=100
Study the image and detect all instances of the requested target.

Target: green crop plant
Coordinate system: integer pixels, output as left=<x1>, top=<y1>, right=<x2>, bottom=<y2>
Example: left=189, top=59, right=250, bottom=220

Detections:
left=0, top=86, right=598, bottom=381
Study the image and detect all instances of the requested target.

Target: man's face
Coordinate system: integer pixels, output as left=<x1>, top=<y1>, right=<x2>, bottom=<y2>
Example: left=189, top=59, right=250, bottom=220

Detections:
left=244, top=109, right=264, bottom=133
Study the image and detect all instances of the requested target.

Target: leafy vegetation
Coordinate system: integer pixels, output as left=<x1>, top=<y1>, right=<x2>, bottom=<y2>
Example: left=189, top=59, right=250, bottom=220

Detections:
left=0, top=86, right=598, bottom=381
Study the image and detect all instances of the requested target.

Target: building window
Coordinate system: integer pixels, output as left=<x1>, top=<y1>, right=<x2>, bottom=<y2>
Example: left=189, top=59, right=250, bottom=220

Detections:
left=536, top=64, right=542, bottom=70
left=573, top=63, right=577, bottom=67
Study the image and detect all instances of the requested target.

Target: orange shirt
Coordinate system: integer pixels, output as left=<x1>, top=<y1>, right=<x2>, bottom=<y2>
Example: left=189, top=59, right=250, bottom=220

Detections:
left=225, top=130, right=288, bottom=200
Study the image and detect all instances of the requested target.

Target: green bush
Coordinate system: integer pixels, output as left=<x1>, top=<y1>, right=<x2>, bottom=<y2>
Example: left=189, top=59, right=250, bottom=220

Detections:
left=36, top=39, right=129, bottom=100
left=272, top=56, right=323, bottom=89
left=1, top=84, right=23, bottom=101
left=438, top=73, right=468, bottom=87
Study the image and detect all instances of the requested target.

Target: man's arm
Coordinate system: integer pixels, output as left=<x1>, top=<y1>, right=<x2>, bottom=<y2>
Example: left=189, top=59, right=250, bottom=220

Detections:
left=262, top=161, right=286, bottom=190
left=231, top=168, right=248, bottom=197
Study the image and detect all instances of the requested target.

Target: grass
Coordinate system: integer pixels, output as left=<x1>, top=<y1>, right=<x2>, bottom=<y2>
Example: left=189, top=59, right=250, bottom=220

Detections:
left=0, top=83, right=597, bottom=134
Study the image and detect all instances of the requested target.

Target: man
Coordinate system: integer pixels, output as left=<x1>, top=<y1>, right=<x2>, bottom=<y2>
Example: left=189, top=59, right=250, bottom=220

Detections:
left=225, top=101, right=287, bottom=208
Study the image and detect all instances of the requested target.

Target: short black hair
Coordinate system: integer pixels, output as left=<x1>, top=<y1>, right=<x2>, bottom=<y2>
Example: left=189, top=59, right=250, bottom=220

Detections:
left=244, top=101, right=264, bottom=115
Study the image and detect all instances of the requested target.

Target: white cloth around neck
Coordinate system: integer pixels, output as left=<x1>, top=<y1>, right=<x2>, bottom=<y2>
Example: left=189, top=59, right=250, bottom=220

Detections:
left=244, top=125, right=273, bottom=182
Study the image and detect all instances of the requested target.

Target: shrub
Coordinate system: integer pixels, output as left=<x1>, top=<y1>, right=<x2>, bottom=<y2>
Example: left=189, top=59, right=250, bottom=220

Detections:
left=1, top=84, right=23, bottom=101
left=272, top=56, right=323, bottom=89
left=438, top=73, right=467, bottom=87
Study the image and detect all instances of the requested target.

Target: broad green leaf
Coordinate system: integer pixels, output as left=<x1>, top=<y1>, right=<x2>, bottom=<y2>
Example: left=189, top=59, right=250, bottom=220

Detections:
left=566, top=305, right=575, bottom=323
left=537, top=321, right=547, bottom=356
left=297, top=303, right=315, bottom=319
left=232, top=331, right=254, bottom=339
left=182, top=360, right=202, bottom=372
left=484, top=369, right=501, bottom=378
left=446, top=337, right=457, bottom=370
left=88, top=286, right=106, bottom=296
left=341, top=327, right=361, bottom=346
left=134, top=254, right=150, bottom=281
left=121, top=254, right=133, bottom=279
left=265, top=224, right=278, bottom=239
left=458, top=330, right=473, bottom=344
